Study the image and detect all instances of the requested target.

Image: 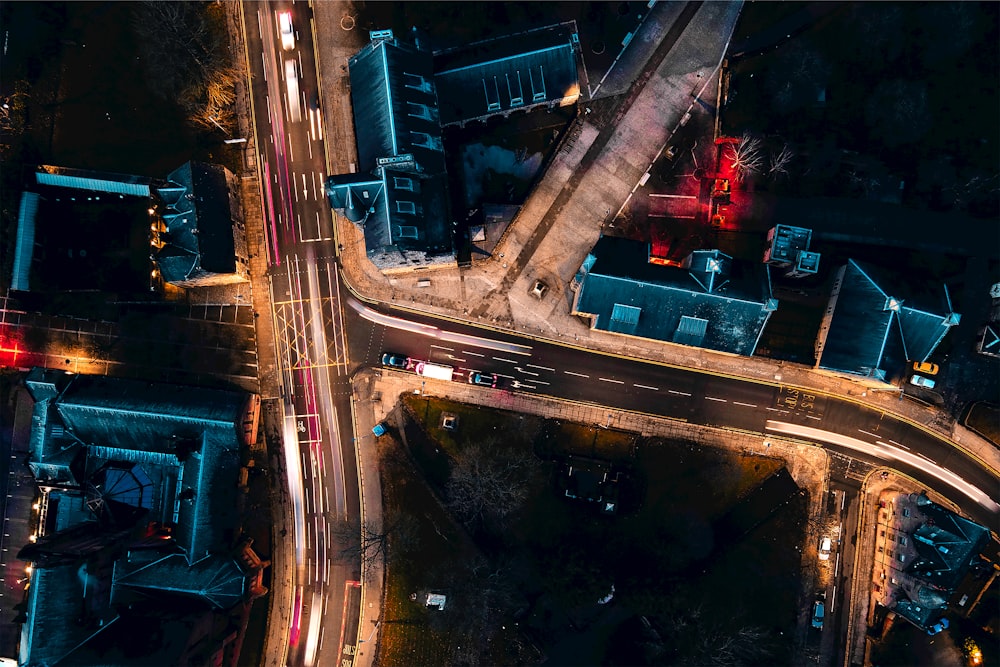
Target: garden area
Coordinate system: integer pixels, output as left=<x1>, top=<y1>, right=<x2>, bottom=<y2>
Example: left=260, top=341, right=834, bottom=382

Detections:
left=374, top=395, right=810, bottom=665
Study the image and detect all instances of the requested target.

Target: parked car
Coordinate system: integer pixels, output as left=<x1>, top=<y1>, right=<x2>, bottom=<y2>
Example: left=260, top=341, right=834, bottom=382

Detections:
left=927, top=617, right=949, bottom=635
left=912, top=361, right=939, bottom=375
left=812, top=600, right=825, bottom=629
left=819, top=536, right=832, bottom=560
left=468, top=371, right=498, bottom=388
left=910, top=374, right=936, bottom=389
left=279, top=11, right=295, bottom=51
left=372, top=422, right=387, bottom=437
left=381, top=353, right=408, bottom=369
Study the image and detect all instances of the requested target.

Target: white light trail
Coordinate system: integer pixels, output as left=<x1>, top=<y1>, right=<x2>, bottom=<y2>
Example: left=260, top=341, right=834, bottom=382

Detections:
left=346, top=296, right=532, bottom=355
left=766, top=421, right=1000, bottom=512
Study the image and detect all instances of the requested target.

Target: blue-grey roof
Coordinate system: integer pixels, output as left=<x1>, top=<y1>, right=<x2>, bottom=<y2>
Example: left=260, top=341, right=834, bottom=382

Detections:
left=115, top=552, right=247, bottom=609
left=326, top=169, right=452, bottom=257
left=156, top=162, right=239, bottom=283
left=573, top=236, right=776, bottom=356
left=348, top=36, right=444, bottom=174
left=819, top=260, right=959, bottom=378
left=35, top=164, right=154, bottom=197
left=907, top=499, right=989, bottom=590
left=433, top=23, right=580, bottom=126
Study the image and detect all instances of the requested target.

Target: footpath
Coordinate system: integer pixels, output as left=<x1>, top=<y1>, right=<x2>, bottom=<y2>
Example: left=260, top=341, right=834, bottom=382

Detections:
left=311, top=2, right=999, bottom=666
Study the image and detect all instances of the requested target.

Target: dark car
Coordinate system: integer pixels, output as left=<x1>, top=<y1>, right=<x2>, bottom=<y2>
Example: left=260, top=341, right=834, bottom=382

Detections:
left=468, top=371, right=497, bottom=387
left=381, top=353, right=408, bottom=369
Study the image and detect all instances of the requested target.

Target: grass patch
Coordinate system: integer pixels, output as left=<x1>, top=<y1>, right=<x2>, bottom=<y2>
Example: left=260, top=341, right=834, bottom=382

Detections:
left=536, top=421, right=636, bottom=462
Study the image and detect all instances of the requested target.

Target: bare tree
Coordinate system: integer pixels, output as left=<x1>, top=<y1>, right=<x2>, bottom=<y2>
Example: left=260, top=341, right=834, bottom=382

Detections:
left=768, top=143, right=794, bottom=178
left=446, top=441, right=537, bottom=531
left=725, top=133, right=764, bottom=182
left=131, top=1, right=239, bottom=134
left=330, top=512, right=418, bottom=580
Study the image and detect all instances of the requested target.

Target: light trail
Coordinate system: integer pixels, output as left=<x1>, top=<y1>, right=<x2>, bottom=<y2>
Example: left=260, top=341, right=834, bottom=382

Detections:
left=766, top=421, right=1000, bottom=512
left=346, top=296, right=532, bottom=355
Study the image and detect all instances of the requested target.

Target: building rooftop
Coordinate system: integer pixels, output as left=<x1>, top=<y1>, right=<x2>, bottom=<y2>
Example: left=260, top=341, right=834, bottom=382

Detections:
left=433, top=23, right=580, bottom=126
left=818, top=260, right=960, bottom=380
left=573, top=236, right=776, bottom=356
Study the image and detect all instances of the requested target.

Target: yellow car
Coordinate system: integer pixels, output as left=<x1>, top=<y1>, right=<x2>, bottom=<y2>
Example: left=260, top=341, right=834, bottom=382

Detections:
left=913, top=361, right=939, bottom=375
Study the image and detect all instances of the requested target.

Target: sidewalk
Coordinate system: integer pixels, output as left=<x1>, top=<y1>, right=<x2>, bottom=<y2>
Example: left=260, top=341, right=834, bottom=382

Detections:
left=331, top=5, right=1000, bottom=479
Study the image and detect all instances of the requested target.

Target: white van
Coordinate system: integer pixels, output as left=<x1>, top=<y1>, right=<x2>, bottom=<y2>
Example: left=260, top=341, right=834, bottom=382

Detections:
left=279, top=12, right=295, bottom=51
left=285, top=59, right=301, bottom=122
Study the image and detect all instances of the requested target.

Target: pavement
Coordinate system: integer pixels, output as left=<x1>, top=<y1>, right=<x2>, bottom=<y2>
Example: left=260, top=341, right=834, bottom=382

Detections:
left=304, top=2, right=1000, bottom=666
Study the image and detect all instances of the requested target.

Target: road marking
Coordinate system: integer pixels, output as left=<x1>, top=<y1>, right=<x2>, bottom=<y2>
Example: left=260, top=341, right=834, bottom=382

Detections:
left=463, top=350, right=484, bottom=357
left=492, top=357, right=518, bottom=364
left=564, top=371, right=589, bottom=378
left=668, top=389, right=691, bottom=396
left=430, top=345, right=454, bottom=351
left=649, top=193, right=697, bottom=199
left=517, top=368, right=539, bottom=377
left=857, top=429, right=880, bottom=439
left=527, top=363, right=555, bottom=371
left=705, top=396, right=727, bottom=402
left=532, top=380, right=550, bottom=386
left=807, top=414, right=822, bottom=421
left=733, top=401, right=757, bottom=408
left=599, top=377, right=625, bottom=384
left=495, top=373, right=515, bottom=379
left=634, top=384, right=658, bottom=391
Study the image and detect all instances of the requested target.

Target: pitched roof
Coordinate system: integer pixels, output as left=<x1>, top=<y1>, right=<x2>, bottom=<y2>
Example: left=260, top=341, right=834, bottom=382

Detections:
left=348, top=36, right=445, bottom=174
left=433, top=23, right=580, bottom=125
left=819, top=260, right=959, bottom=378
left=573, top=236, right=776, bottom=356
left=906, top=499, right=990, bottom=590
left=155, top=162, right=238, bottom=283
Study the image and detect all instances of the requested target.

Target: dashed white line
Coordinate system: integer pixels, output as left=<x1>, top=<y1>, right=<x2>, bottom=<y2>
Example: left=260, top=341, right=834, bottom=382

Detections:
left=431, top=345, right=454, bottom=351
left=564, top=371, right=589, bottom=378
left=463, top=350, right=485, bottom=357
left=668, top=389, right=691, bottom=396
left=733, top=401, right=757, bottom=408
left=493, top=357, right=518, bottom=364
left=599, top=377, right=625, bottom=384
left=705, top=396, right=727, bottom=402
left=807, top=414, right=823, bottom=421
left=634, top=384, right=658, bottom=391
left=527, top=364, right=555, bottom=371
left=766, top=407, right=781, bottom=412
left=857, top=429, right=880, bottom=439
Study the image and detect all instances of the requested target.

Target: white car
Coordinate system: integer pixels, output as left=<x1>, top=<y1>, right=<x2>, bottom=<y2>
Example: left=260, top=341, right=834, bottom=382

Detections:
left=819, top=536, right=832, bottom=560
left=279, top=12, right=295, bottom=51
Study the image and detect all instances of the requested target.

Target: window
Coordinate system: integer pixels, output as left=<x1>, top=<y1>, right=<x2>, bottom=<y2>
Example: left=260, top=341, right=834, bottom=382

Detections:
left=902, top=508, right=910, bottom=517
left=507, top=72, right=523, bottom=106
left=897, top=553, right=905, bottom=562
left=406, top=102, right=433, bottom=121
left=403, top=72, right=430, bottom=92
left=396, top=201, right=416, bottom=214
left=393, top=177, right=413, bottom=191
left=483, top=77, right=501, bottom=112
left=396, top=225, right=418, bottom=239
left=529, top=65, right=546, bottom=102
left=409, top=131, right=441, bottom=151
left=898, top=536, right=907, bottom=546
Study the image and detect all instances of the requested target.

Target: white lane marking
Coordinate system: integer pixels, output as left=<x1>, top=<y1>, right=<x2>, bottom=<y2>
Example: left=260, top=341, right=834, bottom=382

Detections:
left=527, top=363, right=555, bottom=371
left=733, top=401, right=757, bottom=408
left=532, top=380, right=550, bottom=386
left=564, top=371, right=589, bottom=378
left=493, top=357, right=518, bottom=364
left=599, top=377, right=625, bottom=384
left=705, top=396, right=727, bottom=402
left=431, top=345, right=454, bottom=351
left=495, top=373, right=515, bottom=379
left=517, top=368, right=539, bottom=377
left=669, top=389, right=692, bottom=396
left=807, top=414, right=823, bottom=421
left=857, top=429, right=880, bottom=439
left=634, top=384, right=658, bottom=391
left=463, top=350, right=485, bottom=357
left=649, top=193, right=697, bottom=199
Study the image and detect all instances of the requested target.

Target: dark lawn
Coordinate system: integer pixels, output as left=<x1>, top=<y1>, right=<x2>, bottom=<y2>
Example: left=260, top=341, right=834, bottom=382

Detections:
left=387, top=396, right=807, bottom=664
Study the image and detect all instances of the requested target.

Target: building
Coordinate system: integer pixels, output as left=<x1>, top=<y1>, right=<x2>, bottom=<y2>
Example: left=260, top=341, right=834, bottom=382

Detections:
left=11, top=162, right=248, bottom=295
left=763, top=224, right=821, bottom=278
left=815, top=259, right=960, bottom=386
left=153, top=162, right=249, bottom=288
left=571, top=236, right=777, bottom=356
left=883, top=494, right=991, bottom=633
left=15, top=369, right=265, bottom=667
left=327, top=26, right=580, bottom=273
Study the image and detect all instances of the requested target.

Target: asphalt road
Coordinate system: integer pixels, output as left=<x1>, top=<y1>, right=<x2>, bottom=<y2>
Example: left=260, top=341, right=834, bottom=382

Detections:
left=351, top=301, right=1000, bottom=530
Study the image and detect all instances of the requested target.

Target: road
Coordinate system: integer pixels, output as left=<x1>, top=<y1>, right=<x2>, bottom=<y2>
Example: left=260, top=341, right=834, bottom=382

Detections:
left=236, top=5, right=1000, bottom=667
left=242, top=4, right=362, bottom=667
